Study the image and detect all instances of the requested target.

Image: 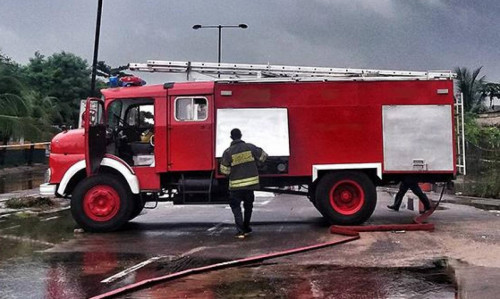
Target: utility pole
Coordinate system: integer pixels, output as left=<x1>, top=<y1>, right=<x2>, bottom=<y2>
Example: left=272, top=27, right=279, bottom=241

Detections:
left=90, top=0, right=103, bottom=96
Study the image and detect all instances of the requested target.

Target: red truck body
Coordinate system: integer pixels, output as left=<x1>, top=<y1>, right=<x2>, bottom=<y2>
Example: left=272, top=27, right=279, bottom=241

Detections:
left=40, top=74, right=457, bottom=232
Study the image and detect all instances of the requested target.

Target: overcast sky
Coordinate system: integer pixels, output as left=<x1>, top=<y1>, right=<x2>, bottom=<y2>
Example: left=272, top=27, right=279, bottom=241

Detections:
left=1, top=0, right=499, bottom=83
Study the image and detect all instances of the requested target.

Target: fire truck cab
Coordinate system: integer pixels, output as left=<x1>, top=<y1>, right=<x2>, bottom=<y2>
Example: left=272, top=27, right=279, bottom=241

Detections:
left=40, top=60, right=462, bottom=232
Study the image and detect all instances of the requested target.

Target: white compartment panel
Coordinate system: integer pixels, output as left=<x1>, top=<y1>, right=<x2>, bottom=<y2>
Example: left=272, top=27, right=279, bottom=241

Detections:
left=383, top=105, right=454, bottom=171
left=216, top=108, right=289, bottom=157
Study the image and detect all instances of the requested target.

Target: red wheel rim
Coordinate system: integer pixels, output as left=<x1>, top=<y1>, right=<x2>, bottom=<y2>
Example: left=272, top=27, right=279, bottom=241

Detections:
left=329, top=180, right=365, bottom=215
left=83, top=185, right=120, bottom=222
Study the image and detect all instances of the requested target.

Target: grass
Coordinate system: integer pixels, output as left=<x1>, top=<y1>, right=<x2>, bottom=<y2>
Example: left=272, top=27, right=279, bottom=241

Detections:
left=4, top=196, right=54, bottom=209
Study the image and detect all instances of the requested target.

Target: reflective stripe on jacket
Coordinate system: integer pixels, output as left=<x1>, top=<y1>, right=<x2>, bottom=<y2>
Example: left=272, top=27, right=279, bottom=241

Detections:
left=220, top=139, right=267, bottom=190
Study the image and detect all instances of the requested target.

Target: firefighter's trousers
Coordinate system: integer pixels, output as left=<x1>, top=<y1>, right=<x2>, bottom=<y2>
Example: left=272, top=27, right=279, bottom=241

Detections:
left=229, top=190, right=254, bottom=233
left=393, top=180, right=431, bottom=210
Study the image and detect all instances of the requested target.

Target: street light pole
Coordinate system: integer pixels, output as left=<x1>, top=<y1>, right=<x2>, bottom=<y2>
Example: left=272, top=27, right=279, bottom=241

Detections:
left=193, top=24, right=248, bottom=77
left=90, top=0, right=103, bottom=96
left=218, top=25, right=222, bottom=64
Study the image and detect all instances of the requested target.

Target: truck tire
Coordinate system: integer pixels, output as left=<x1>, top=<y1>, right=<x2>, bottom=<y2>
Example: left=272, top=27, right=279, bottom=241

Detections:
left=316, top=171, right=376, bottom=225
left=129, top=195, right=146, bottom=220
left=71, top=175, right=133, bottom=232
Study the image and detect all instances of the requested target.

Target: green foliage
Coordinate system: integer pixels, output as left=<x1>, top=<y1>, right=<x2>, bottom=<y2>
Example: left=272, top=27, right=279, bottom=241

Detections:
left=23, top=51, right=92, bottom=127
left=0, top=50, right=74, bottom=142
left=0, top=50, right=117, bottom=142
left=465, top=113, right=500, bottom=148
left=457, top=176, right=500, bottom=199
left=460, top=112, right=500, bottom=198
left=454, top=66, right=486, bottom=112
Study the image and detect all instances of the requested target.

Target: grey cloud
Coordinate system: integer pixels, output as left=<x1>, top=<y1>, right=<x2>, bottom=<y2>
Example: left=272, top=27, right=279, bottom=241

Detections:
left=1, top=0, right=498, bottom=83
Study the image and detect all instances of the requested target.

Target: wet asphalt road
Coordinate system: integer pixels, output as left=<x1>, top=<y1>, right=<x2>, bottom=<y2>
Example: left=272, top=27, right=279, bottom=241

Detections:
left=0, top=190, right=499, bottom=298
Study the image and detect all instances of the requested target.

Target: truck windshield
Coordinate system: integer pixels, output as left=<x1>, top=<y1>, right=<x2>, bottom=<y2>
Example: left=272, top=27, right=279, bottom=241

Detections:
left=107, top=100, right=123, bottom=129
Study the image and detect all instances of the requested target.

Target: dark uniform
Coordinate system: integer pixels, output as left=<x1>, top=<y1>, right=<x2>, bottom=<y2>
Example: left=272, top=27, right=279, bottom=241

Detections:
left=220, top=139, right=267, bottom=235
left=388, top=177, right=432, bottom=212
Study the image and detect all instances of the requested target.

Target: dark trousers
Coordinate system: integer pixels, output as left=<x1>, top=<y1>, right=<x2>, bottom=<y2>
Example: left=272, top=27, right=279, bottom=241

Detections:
left=229, top=190, right=254, bottom=233
left=393, top=178, right=431, bottom=210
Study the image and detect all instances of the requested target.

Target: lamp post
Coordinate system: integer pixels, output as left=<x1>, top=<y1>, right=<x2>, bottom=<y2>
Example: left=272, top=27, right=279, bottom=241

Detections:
left=192, top=23, right=248, bottom=69
left=90, top=0, right=103, bottom=96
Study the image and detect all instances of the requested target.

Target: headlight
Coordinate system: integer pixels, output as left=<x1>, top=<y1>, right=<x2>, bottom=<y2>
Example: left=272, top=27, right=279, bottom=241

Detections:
left=44, top=169, right=51, bottom=183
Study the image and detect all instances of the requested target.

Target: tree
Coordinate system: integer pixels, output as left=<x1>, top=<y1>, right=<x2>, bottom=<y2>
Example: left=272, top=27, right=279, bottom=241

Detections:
left=481, top=82, right=500, bottom=109
left=0, top=54, right=30, bottom=143
left=0, top=51, right=59, bottom=143
left=0, top=77, right=40, bottom=144
left=23, top=51, right=92, bottom=127
left=454, top=67, right=486, bottom=112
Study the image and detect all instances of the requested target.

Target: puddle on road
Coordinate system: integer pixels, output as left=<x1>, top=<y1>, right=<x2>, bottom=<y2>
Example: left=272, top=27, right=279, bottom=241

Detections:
left=0, top=210, right=75, bottom=260
left=0, top=251, right=156, bottom=299
left=129, top=262, right=456, bottom=298
left=0, top=204, right=457, bottom=298
left=0, top=168, right=46, bottom=193
left=1, top=253, right=456, bottom=298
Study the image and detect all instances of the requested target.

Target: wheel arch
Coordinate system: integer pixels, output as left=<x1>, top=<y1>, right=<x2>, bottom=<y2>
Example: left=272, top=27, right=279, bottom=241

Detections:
left=313, top=163, right=382, bottom=185
left=310, top=163, right=382, bottom=203
left=57, top=158, right=140, bottom=196
left=314, top=169, right=378, bottom=225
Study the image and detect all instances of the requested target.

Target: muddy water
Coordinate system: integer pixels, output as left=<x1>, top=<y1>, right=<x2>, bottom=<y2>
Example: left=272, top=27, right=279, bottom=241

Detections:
left=0, top=211, right=75, bottom=261
left=0, top=210, right=458, bottom=298
left=129, top=263, right=456, bottom=298
left=0, top=168, right=46, bottom=193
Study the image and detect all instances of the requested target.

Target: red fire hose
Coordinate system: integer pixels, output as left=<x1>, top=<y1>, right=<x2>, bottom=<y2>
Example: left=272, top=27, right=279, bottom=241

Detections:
left=91, top=187, right=444, bottom=299
left=330, top=186, right=444, bottom=236
left=90, top=236, right=359, bottom=299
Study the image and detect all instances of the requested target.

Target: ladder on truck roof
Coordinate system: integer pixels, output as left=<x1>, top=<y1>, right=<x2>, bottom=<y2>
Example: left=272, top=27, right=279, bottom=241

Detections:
left=128, top=60, right=456, bottom=81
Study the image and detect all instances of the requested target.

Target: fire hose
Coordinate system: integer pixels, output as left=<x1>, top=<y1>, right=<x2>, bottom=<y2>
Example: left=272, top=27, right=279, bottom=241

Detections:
left=90, top=187, right=445, bottom=299
left=331, top=185, right=445, bottom=236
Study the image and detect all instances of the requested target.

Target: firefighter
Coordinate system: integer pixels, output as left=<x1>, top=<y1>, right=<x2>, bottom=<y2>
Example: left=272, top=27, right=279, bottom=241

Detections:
left=220, top=128, right=268, bottom=239
left=388, top=177, right=432, bottom=213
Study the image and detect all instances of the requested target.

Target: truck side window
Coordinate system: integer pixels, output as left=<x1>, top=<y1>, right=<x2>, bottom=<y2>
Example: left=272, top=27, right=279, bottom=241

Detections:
left=126, top=106, right=139, bottom=126
left=175, top=97, right=208, bottom=121
left=139, top=105, right=154, bottom=127
left=125, top=104, right=154, bottom=127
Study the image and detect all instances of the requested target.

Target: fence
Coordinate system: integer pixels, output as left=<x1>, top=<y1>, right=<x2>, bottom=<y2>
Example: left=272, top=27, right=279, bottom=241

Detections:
left=0, top=143, right=50, bottom=168
left=457, top=141, right=500, bottom=198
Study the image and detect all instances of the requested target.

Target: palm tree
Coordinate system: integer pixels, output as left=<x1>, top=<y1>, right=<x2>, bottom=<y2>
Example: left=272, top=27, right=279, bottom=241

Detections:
left=454, top=67, right=486, bottom=112
left=0, top=75, right=31, bottom=143
left=0, top=75, right=56, bottom=144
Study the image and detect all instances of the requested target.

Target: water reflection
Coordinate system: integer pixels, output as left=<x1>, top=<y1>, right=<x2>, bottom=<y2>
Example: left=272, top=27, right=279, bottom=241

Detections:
left=0, top=211, right=457, bottom=299
left=130, top=263, right=456, bottom=299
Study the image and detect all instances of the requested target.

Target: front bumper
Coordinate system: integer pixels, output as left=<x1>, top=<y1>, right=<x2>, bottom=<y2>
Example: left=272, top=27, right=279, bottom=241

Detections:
left=39, top=183, right=57, bottom=197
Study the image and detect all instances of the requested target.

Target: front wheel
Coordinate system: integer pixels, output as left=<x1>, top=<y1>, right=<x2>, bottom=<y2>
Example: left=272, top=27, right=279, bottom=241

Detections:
left=129, top=195, right=146, bottom=220
left=315, top=171, right=376, bottom=225
left=71, top=175, right=133, bottom=232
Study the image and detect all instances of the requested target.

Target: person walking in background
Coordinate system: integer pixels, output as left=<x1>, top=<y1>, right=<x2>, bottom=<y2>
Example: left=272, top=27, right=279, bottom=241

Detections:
left=388, top=177, right=433, bottom=213
left=220, top=128, right=268, bottom=239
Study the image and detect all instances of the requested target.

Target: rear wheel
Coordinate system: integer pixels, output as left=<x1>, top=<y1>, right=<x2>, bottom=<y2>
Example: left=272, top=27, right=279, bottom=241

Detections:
left=71, top=175, right=133, bottom=232
left=316, top=171, right=376, bottom=225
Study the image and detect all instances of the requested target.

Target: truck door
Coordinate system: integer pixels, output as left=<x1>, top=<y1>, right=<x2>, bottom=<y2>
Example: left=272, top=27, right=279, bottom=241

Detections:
left=84, top=97, right=106, bottom=176
left=168, top=96, right=213, bottom=171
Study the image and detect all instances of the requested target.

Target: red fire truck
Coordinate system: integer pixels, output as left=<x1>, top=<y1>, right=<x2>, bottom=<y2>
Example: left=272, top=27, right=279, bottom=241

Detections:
left=39, top=60, right=464, bottom=232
